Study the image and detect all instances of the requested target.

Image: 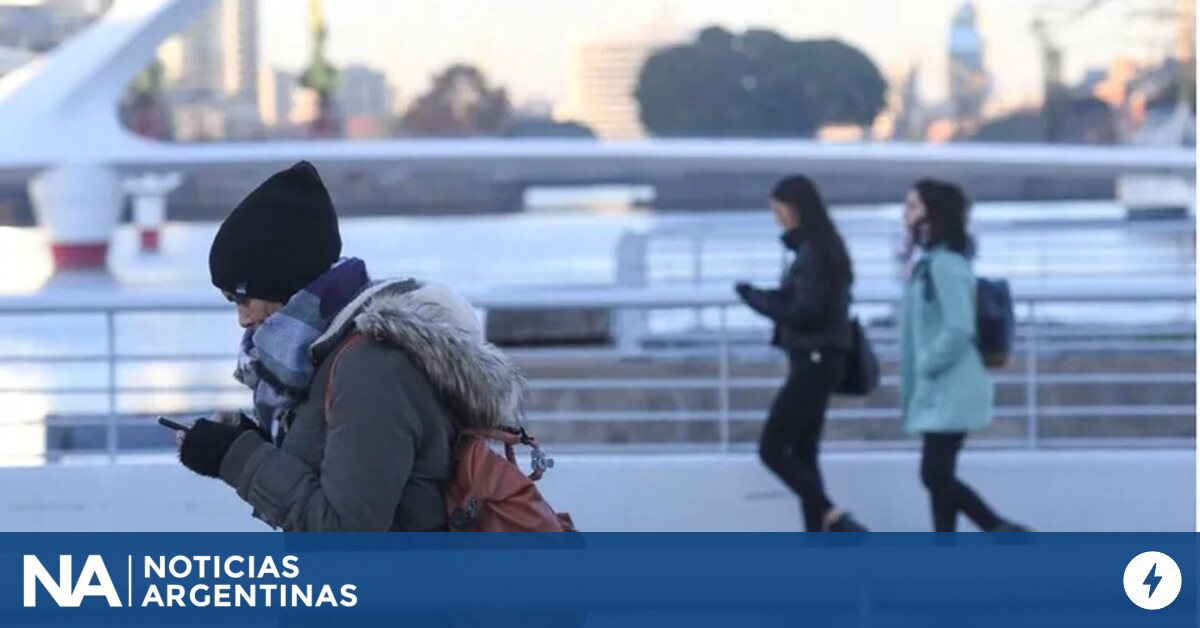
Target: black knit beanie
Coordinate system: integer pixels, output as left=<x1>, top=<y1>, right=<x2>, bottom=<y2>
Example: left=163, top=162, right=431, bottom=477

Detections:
left=208, top=161, right=342, bottom=303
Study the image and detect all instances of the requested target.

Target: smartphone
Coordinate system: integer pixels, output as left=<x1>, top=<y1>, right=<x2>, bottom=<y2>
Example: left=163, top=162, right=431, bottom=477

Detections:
left=157, top=417, right=192, bottom=431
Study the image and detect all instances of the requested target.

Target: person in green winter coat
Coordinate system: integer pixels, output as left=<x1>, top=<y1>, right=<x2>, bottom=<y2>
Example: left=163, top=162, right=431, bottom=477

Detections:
left=900, top=179, right=1029, bottom=533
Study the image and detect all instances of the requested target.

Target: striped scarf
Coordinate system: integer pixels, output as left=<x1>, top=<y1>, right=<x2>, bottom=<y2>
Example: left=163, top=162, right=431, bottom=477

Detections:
left=234, top=257, right=370, bottom=438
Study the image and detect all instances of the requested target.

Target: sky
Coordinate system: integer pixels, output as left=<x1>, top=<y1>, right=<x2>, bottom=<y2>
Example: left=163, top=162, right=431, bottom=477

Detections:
left=255, top=0, right=1181, bottom=109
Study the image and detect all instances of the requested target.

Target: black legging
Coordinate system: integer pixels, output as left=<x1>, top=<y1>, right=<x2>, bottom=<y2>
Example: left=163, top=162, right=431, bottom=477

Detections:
left=759, top=350, right=847, bottom=532
left=921, top=433, right=1003, bottom=532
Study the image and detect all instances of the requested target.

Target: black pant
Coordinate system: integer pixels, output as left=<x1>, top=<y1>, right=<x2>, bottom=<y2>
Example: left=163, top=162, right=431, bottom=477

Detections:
left=759, top=349, right=847, bottom=532
left=920, top=433, right=1003, bottom=532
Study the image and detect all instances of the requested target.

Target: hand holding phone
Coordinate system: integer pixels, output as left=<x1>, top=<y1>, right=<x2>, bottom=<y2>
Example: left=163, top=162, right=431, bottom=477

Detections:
left=157, top=417, right=192, bottom=432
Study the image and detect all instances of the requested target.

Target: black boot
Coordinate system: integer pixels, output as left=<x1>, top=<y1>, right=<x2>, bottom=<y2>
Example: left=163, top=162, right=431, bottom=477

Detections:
left=825, top=511, right=869, bottom=532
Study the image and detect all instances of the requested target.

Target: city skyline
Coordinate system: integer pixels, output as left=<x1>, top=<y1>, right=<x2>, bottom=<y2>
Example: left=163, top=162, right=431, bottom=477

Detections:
left=256, top=0, right=1180, bottom=109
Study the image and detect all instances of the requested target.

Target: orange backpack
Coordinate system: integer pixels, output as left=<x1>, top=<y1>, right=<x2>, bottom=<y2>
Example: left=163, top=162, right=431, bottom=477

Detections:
left=325, top=335, right=574, bottom=532
left=446, top=427, right=575, bottom=532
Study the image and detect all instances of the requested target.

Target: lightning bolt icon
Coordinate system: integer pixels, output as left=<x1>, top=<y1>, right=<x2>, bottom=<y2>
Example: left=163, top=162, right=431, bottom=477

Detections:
left=1144, top=563, right=1163, bottom=598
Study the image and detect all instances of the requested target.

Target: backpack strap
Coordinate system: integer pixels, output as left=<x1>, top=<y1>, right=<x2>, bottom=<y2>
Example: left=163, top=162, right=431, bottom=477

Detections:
left=458, top=426, right=554, bottom=481
left=322, top=335, right=554, bottom=482
left=907, top=255, right=934, bottom=303
left=324, top=333, right=364, bottom=420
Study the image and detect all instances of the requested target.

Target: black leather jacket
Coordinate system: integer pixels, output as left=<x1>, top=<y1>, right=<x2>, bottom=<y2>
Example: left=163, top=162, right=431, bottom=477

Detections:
left=739, top=230, right=853, bottom=353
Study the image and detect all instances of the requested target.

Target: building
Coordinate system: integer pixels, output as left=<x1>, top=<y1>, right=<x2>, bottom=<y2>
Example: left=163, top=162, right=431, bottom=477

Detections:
left=566, top=24, right=678, bottom=140
left=166, top=94, right=265, bottom=142
left=162, top=0, right=257, bottom=101
left=0, top=44, right=33, bottom=78
left=0, top=0, right=111, bottom=51
left=219, top=0, right=257, bottom=102
left=257, top=66, right=297, bottom=130
left=41, top=0, right=111, bottom=20
left=335, top=65, right=393, bottom=139
left=336, top=64, right=392, bottom=121
left=1176, top=0, right=1195, bottom=111
left=158, top=0, right=261, bottom=140
left=514, top=96, right=554, bottom=120
left=159, top=5, right=219, bottom=93
left=288, top=88, right=322, bottom=130
left=223, top=96, right=264, bottom=139
left=569, top=37, right=656, bottom=139
left=947, top=1, right=989, bottom=135
left=872, top=64, right=926, bottom=141
left=169, top=96, right=226, bottom=142
left=507, top=97, right=595, bottom=138
left=0, top=2, right=54, bottom=51
left=262, top=67, right=297, bottom=131
left=42, top=0, right=110, bottom=38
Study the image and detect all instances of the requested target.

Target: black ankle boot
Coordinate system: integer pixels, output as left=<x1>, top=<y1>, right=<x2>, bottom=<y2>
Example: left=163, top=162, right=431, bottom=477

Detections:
left=825, top=512, right=869, bottom=532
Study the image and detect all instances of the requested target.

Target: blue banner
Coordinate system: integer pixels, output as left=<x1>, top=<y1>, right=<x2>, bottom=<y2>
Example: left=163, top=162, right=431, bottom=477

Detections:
left=0, top=533, right=1194, bottom=627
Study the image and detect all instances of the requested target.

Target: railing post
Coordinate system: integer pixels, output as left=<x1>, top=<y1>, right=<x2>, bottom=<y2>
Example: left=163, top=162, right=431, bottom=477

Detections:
left=614, top=231, right=648, bottom=358
left=106, top=309, right=118, bottom=463
left=691, top=233, right=704, bottom=330
left=717, top=306, right=731, bottom=452
left=1024, top=302, right=1039, bottom=450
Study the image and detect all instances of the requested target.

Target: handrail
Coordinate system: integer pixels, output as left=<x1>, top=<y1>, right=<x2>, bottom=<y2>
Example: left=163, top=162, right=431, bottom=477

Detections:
left=0, top=276, right=1192, bottom=313
left=649, top=215, right=1196, bottom=238
left=0, top=281, right=1192, bottom=464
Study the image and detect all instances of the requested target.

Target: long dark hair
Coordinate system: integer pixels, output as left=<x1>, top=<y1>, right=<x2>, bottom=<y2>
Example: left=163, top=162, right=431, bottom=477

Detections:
left=771, top=175, right=854, bottom=285
left=913, top=178, right=971, bottom=255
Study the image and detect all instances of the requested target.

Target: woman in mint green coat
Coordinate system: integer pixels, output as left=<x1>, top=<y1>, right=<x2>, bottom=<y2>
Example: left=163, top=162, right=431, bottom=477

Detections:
left=900, top=179, right=1028, bottom=533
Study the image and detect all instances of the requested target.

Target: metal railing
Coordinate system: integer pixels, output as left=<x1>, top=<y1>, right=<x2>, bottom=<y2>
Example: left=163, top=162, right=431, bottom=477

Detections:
left=634, top=214, right=1197, bottom=284
left=0, top=279, right=1193, bottom=464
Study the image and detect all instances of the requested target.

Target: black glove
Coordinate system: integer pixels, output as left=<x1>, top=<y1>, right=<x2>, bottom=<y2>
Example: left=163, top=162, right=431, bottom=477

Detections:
left=237, top=412, right=272, bottom=442
left=179, top=418, right=263, bottom=479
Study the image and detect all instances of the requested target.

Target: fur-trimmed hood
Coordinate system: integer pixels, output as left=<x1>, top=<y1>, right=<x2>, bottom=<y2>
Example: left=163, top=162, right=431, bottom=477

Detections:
left=309, top=279, right=524, bottom=429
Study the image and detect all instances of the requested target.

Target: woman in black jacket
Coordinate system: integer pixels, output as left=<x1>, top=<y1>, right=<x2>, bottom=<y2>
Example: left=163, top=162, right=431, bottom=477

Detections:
left=735, top=175, right=867, bottom=532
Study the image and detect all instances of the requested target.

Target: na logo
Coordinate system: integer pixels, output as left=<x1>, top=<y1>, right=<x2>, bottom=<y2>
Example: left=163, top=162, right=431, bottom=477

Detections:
left=23, top=555, right=122, bottom=608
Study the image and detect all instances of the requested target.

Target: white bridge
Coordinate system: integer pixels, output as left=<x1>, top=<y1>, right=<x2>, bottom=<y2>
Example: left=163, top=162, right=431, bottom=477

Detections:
left=0, top=0, right=1195, bottom=270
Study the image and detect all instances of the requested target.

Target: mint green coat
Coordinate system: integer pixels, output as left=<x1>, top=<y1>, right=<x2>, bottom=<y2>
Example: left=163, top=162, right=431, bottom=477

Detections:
left=900, top=248, right=994, bottom=434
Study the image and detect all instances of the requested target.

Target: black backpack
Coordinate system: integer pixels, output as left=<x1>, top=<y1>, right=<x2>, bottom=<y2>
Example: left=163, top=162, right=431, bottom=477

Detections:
left=974, top=278, right=1015, bottom=368
left=922, top=272, right=1014, bottom=369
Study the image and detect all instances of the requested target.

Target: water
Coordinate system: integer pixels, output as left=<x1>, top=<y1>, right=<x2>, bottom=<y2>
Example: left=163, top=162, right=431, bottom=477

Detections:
left=0, top=200, right=1192, bottom=460
left=0, top=199, right=1191, bottom=293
